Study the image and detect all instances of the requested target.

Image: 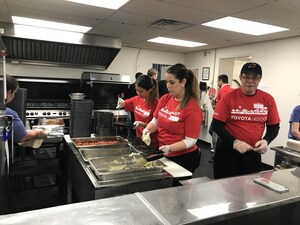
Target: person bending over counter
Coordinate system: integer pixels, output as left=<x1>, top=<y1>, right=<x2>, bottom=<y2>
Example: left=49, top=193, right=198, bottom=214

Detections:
left=211, top=62, right=280, bottom=179
left=288, top=105, right=300, bottom=141
left=117, top=75, right=159, bottom=148
left=142, top=63, right=203, bottom=174
left=5, top=74, right=48, bottom=143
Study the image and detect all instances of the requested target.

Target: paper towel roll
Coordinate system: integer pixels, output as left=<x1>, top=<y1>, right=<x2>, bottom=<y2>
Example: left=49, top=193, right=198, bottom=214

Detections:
left=286, top=139, right=300, bottom=152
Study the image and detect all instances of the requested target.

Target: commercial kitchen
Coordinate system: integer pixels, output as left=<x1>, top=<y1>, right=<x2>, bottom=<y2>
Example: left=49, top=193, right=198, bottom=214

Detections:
left=1, top=0, right=300, bottom=224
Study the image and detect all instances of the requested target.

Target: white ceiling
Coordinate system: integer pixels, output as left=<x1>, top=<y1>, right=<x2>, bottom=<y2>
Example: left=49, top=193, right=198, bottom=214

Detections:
left=1, top=0, right=300, bottom=53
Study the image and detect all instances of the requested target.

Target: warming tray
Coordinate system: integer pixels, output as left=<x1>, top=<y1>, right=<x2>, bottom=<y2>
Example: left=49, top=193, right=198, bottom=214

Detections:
left=79, top=146, right=132, bottom=162
left=88, top=153, right=164, bottom=181
left=72, top=136, right=128, bottom=148
left=87, top=166, right=168, bottom=186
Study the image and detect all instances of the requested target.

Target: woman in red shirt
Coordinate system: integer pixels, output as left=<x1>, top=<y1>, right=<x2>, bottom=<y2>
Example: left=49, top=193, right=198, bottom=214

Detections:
left=117, top=75, right=159, bottom=148
left=143, top=63, right=203, bottom=173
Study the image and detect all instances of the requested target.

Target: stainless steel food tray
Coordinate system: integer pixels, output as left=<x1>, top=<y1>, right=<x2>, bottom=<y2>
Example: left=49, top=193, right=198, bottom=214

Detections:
left=87, top=166, right=167, bottom=186
left=72, top=136, right=128, bottom=148
left=79, top=146, right=131, bottom=162
left=88, top=154, right=164, bottom=181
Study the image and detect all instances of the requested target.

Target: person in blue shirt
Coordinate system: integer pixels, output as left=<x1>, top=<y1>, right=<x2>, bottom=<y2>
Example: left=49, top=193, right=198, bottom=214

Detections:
left=288, top=105, right=300, bottom=140
left=5, top=75, right=47, bottom=143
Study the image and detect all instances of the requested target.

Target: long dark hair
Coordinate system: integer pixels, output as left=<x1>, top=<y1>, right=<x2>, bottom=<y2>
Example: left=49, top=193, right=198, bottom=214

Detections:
left=6, top=74, right=19, bottom=93
left=136, top=75, right=158, bottom=103
left=166, top=63, right=200, bottom=110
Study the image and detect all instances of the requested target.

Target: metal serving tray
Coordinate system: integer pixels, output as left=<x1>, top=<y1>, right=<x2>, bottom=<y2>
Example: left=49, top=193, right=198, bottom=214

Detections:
left=72, top=136, right=128, bottom=148
left=88, top=153, right=164, bottom=181
left=87, top=166, right=167, bottom=186
left=79, top=146, right=131, bottom=162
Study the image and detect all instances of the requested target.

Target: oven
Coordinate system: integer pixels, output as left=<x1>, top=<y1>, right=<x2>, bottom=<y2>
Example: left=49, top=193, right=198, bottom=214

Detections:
left=15, top=76, right=81, bottom=129
left=80, top=72, right=132, bottom=137
left=80, top=72, right=131, bottom=109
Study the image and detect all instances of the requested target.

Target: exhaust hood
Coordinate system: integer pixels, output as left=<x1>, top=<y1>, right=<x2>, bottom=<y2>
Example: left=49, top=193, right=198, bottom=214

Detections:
left=0, top=23, right=121, bottom=70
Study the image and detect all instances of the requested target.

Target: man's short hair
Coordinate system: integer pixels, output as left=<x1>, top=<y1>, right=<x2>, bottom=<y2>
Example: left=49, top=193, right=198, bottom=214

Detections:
left=135, top=72, right=143, bottom=80
left=218, top=74, right=229, bottom=83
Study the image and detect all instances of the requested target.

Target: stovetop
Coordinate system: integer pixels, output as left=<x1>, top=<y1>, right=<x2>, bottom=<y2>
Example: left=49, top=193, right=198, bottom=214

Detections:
left=27, top=101, right=71, bottom=109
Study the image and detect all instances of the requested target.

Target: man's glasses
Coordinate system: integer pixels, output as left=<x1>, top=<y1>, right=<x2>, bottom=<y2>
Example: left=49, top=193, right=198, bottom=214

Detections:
left=241, top=74, right=261, bottom=81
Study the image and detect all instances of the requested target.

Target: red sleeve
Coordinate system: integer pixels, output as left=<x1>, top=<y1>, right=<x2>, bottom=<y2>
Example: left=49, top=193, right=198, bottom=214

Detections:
left=124, top=96, right=136, bottom=112
left=213, top=94, right=231, bottom=122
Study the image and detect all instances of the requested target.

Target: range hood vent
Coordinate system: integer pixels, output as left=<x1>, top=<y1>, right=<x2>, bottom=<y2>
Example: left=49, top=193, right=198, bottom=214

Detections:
left=0, top=23, right=121, bottom=70
left=2, top=36, right=120, bottom=69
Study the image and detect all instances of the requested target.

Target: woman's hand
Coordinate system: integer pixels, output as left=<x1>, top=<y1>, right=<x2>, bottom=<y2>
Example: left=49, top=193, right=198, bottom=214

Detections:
left=142, top=128, right=151, bottom=146
left=133, top=121, right=145, bottom=129
left=116, top=98, right=125, bottom=109
left=159, top=145, right=172, bottom=154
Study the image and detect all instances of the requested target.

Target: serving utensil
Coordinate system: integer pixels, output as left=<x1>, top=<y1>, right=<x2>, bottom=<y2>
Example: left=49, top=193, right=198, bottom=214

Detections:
left=116, top=95, right=120, bottom=123
left=127, top=137, right=164, bottom=162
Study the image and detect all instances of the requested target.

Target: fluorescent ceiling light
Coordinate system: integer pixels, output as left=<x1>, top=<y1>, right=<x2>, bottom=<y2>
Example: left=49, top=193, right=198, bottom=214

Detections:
left=148, top=37, right=207, bottom=48
left=202, top=16, right=289, bottom=36
left=14, top=25, right=84, bottom=44
left=12, top=16, right=91, bottom=33
left=65, top=0, right=129, bottom=10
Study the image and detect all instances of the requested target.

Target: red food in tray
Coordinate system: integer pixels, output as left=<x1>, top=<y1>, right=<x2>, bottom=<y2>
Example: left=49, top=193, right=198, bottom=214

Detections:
left=72, top=136, right=128, bottom=148
left=75, top=140, right=121, bottom=146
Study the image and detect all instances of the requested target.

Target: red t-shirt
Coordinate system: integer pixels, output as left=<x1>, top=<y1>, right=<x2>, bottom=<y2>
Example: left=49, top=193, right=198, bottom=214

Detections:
left=154, top=94, right=203, bottom=156
left=215, top=84, right=232, bottom=104
left=124, top=96, right=159, bottom=148
left=213, top=88, right=280, bottom=147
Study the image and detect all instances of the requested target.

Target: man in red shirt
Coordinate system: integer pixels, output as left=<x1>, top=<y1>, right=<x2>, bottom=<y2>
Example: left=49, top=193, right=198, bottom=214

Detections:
left=214, top=74, right=233, bottom=107
left=212, top=62, right=280, bottom=179
left=209, top=74, right=233, bottom=156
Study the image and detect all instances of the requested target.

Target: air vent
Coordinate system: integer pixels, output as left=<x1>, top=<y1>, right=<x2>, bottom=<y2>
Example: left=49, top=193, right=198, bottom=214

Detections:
left=149, top=19, right=191, bottom=30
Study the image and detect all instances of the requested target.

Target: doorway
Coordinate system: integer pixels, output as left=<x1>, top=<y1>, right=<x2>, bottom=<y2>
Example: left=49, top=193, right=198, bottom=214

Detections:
left=218, top=56, right=251, bottom=89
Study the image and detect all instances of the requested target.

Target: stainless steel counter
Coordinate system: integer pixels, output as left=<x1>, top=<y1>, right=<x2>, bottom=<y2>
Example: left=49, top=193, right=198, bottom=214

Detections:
left=0, top=194, right=164, bottom=225
left=1, top=168, right=300, bottom=224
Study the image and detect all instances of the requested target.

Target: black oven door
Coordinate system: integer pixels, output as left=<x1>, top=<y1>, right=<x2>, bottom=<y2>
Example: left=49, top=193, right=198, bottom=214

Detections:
left=82, top=82, right=130, bottom=109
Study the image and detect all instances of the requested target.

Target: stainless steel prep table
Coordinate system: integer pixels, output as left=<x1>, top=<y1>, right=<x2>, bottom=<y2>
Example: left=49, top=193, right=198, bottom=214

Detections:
left=1, top=168, right=300, bottom=225
left=64, top=135, right=174, bottom=202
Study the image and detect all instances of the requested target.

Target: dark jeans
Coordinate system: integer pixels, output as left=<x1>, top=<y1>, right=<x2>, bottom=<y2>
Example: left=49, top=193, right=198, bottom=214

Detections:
left=213, top=140, right=261, bottom=179
left=166, top=149, right=201, bottom=174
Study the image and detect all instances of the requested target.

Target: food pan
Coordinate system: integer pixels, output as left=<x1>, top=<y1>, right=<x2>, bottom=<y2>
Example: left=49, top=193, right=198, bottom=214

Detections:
left=72, top=136, right=128, bottom=148
left=79, top=146, right=131, bottom=162
left=88, top=153, right=164, bottom=181
left=87, top=166, right=167, bottom=185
